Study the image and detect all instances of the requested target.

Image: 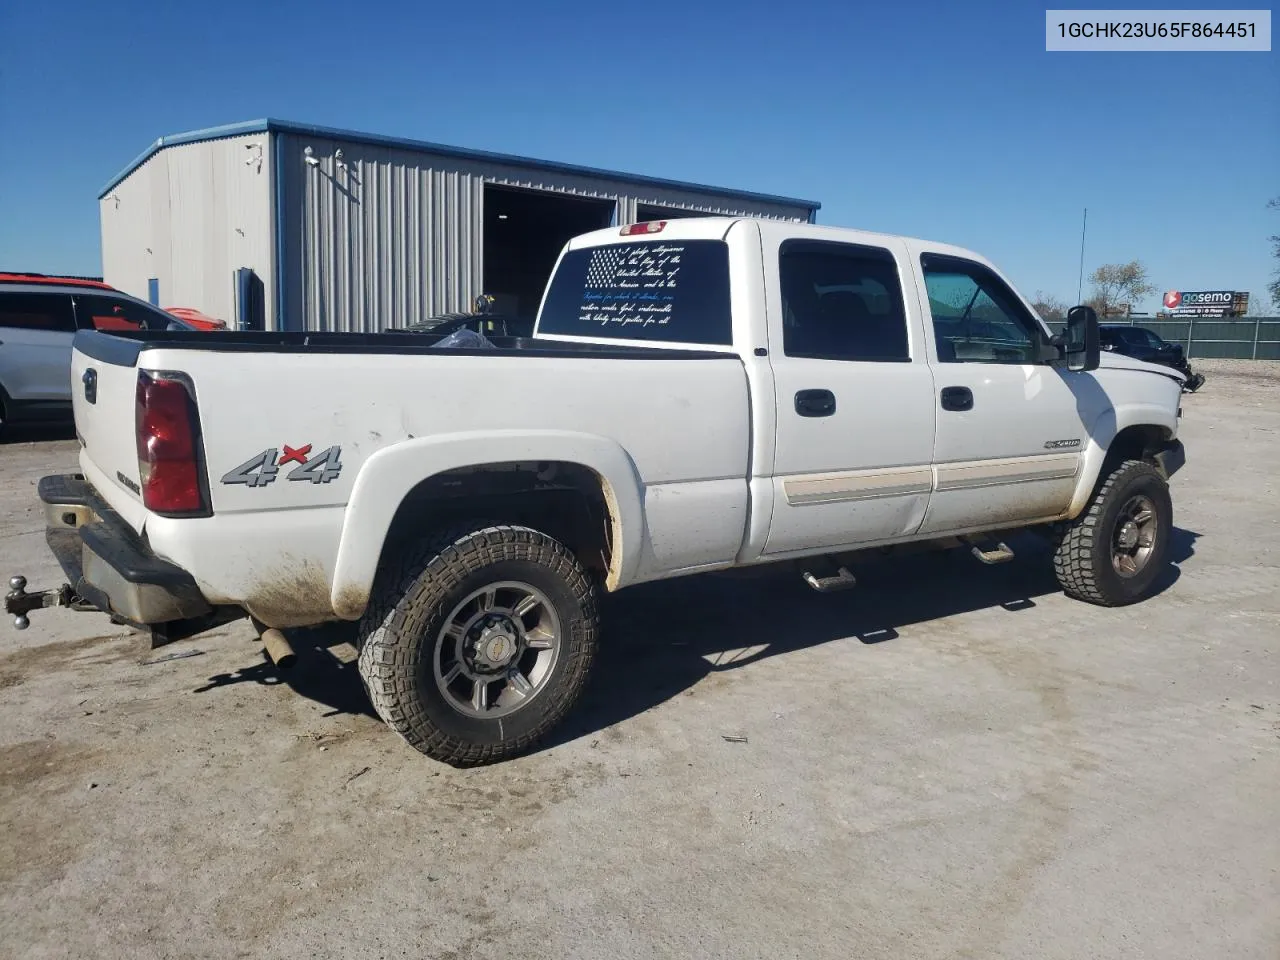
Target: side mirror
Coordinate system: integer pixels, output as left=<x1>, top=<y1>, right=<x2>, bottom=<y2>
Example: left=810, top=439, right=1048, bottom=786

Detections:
left=1063, top=305, right=1100, bottom=372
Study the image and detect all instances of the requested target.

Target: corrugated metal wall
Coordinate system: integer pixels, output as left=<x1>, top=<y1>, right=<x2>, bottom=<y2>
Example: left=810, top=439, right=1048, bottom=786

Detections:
left=100, top=134, right=274, bottom=327
left=100, top=159, right=157, bottom=301
left=278, top=132, right=810, bottom=333
left=278, top=134, right=482, bottom=332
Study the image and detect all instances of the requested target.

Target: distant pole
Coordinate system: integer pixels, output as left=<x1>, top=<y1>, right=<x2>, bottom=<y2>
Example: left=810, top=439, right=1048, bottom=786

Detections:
left=1076, top=207, right=1088, bottom=304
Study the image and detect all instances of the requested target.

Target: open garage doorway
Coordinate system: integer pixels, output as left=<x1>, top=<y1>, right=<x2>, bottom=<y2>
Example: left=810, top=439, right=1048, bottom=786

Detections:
left=483, top=185, right=615, bottom=320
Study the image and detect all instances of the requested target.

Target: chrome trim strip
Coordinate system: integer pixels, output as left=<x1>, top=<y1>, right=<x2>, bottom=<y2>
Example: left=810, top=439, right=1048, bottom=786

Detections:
left=934, top=454, right=1080, bottom=491
left=780, top=453, right=1081, bottom=506
left=783, top=466, right=934, bottom=506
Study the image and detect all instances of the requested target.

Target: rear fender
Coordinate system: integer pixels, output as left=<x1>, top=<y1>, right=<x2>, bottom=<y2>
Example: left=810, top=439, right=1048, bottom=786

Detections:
left=329, top=430, right=644, bottom=619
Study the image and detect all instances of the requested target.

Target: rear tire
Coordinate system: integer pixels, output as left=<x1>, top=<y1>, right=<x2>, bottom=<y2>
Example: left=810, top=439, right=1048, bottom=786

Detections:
left=356, top=524, right=598, bottom=766
left=1052, top=459, right=1172, bottom=606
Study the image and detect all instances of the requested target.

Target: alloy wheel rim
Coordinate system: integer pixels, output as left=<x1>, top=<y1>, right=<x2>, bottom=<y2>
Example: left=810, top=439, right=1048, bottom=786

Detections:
left=432, top=581, right=561, bottom=719
left=1111, top=494, right=1158, bottom=578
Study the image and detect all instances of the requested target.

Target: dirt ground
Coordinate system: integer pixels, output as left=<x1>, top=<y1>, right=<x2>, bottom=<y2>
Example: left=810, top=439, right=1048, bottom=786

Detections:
left=1, top=359, right=1277, bottom=960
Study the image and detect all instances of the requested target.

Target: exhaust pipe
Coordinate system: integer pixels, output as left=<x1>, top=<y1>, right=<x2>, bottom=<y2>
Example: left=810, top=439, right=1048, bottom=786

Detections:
left=260, top=628, right=297, bottom=670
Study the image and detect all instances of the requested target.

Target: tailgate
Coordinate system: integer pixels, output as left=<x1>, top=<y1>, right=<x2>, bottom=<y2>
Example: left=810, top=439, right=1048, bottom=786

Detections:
left=70, top=334, right=148, bottom=531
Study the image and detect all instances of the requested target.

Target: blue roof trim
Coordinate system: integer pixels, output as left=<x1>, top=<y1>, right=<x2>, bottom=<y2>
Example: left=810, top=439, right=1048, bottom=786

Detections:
left=99, top=118, right=821, bottom=213
left=99, top=120, right=272, bottom=197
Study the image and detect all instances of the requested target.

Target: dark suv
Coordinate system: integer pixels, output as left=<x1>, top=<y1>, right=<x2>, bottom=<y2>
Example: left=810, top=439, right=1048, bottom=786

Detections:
left=1099, top=324, right=1204, bottom=392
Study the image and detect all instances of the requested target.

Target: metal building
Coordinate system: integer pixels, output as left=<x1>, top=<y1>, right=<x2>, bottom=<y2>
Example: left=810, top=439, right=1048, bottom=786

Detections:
left=99, top=119, right=820, bottom=332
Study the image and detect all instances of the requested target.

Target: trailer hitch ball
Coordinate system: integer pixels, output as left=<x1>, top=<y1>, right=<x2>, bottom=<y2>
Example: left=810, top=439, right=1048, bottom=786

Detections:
left=8, top=577, right=30, bottom=630
left=5, top=576, right=69, bottom=630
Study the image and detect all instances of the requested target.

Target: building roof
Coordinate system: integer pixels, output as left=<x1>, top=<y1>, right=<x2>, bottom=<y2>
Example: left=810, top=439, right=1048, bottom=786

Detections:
left=98, top=118, right=821, bottom=215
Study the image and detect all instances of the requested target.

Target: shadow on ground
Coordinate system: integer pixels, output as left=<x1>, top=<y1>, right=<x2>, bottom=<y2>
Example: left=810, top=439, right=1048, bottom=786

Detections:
left=191, top=528, right=1200, bottom=749
left=192, top=624, right=377, bottom=719
left=0, top=422, right=77, bottom=445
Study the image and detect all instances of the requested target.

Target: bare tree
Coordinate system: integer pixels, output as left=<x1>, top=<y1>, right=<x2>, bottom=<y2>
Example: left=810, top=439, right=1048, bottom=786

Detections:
left=1247, top=292, right=1274, bottom=317
left=1089, top=261, right=1156, bottom=317
left=1268, top=197, right=1280, bottom=309
left=1031, top=292, right=1068, bottom=322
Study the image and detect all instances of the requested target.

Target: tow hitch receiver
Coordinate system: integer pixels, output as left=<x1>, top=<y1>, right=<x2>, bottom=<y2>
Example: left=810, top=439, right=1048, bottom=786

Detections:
left=5, top=576, right=79, bottom=630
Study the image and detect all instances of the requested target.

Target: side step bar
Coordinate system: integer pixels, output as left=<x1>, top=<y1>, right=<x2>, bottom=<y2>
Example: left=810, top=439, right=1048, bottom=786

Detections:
left=966, top=539, right=1016, bottom=564
left=802, top=564, right=858, bottom=593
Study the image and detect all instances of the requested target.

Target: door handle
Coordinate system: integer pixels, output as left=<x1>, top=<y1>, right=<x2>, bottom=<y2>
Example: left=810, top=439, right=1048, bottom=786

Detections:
left=82, top=368, right=97, bottom=404
left=795, top=389, right=836, bottom=418
left=940, top=386, right=973, bottom=412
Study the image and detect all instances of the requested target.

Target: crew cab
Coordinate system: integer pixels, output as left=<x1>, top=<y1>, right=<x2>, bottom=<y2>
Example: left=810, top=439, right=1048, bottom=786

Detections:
left=8, top=218, right=1186, bottom=765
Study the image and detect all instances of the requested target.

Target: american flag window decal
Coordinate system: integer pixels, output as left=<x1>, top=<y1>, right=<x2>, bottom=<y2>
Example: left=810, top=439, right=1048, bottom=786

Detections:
left=585, top=246, right=630, bottom=289
left=538, top=240, right=733, bottom=346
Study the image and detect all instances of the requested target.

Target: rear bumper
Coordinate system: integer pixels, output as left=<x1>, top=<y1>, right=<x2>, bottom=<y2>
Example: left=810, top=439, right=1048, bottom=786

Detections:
left=38, top=474, right=211, bottom=625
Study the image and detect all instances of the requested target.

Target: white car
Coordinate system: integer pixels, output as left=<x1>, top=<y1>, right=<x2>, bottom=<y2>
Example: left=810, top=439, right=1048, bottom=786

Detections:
left=10, top=218, right=1186, bottom=764
left=0, top=275, right=186, bottom=431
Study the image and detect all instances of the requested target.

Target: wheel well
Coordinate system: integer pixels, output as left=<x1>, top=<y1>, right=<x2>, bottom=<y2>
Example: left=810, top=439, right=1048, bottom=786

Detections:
left=1103, top=425, right=1172, bottom=474
left=377, top=461, right=614, bottom=584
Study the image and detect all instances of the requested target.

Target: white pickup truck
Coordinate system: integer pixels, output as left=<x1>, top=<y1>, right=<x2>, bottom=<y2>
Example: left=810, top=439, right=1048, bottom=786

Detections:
left=9, top=217, right=1186, bottom=764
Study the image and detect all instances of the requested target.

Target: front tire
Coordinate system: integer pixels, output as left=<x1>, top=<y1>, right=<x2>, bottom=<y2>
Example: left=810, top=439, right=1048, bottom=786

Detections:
left=1052, top=459, right=1173, bottom=606
left=356, top=524, right=598, bottom=766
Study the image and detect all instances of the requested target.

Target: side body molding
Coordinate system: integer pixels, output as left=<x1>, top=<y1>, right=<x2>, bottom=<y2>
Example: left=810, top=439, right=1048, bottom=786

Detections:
left=329, top=430, right=645, bottom=619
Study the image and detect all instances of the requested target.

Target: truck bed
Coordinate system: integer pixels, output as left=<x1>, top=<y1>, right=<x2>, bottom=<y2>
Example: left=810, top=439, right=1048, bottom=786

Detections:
left=70, top=328, right=753, bottom=626
left=74, top=329, right=734, bottom=363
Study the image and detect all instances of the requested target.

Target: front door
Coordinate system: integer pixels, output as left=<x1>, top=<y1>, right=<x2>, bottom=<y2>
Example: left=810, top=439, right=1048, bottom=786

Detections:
left=764, top=236, right=937, bottom=555
left=914, top=251, right=1092, bottom=535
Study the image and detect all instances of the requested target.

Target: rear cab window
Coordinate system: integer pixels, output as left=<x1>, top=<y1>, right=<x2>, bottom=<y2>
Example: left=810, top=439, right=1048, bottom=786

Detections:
left=537, top=240, right=732, bottom=345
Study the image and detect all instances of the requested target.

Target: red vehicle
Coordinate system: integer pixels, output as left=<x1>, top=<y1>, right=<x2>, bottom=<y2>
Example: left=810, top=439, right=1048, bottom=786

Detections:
left=163, top=307, right=227, bottom=331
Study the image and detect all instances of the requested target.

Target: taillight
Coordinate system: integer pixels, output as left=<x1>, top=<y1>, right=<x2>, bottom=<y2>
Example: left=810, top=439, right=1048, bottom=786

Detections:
left=135, top=371, right=207, bottom=515
left=620, top=221, right=666, bottom=236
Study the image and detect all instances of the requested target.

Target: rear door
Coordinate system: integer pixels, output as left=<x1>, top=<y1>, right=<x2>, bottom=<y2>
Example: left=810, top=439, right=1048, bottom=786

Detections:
left=0, top=292, right=76, bottom=402
left=763, top=235, right=936, bottom=555
left=914, top=251, right=1090, bottom=535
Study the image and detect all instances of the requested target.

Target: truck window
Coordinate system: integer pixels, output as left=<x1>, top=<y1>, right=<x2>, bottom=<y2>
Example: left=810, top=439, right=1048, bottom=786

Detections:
left=538, top=240, right=732, bottom=345
left=0, top=293, right=76, bottom=332
left=779, top=240, right=909, bottom=361
left=72, top=294, right=170, bottom=331
left=921, top=254, right=1043, bottom=364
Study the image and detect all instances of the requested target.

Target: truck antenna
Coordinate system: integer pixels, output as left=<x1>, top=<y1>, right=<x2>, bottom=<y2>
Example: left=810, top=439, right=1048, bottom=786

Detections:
left=1077, top=207, right=1087, bottom=304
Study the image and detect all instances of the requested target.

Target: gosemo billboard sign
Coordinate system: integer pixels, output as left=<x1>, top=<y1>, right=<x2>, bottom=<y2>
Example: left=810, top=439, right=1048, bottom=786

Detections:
left=1162, top=290, right=1249, bottom=317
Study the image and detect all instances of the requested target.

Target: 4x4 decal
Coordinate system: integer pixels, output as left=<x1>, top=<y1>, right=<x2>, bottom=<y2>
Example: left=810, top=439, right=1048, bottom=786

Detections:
left=221, top=445, right=343, bottom=487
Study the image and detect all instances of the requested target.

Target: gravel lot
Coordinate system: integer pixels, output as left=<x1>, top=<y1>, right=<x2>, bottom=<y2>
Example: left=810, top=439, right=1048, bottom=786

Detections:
left=1, top=359, right=1277, bottom=960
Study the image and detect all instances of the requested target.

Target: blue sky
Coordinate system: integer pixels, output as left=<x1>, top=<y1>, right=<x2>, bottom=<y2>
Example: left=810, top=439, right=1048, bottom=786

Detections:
left=1, top=0, right=1276, bottom=311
